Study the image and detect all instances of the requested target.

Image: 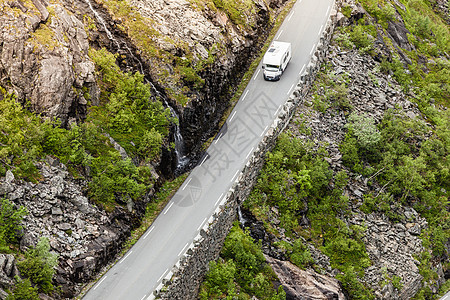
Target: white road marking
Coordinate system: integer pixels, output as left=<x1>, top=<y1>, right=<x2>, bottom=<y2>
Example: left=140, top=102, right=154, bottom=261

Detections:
left=287, top=83, right=294, bottom=95
left=254, top=69, right=261, bottom=80
left=274, top=107, right=280, bottom=117
left=260, top=125, right=269, bottom=136
left=163, top=202, right=174, bottom=215
left=157, top=269, right=168, bottom=282
left=93, top=276, right=107, bottom=290
left=230, top=111, right=237, bottom=122
left=215, top=193, right=224, bottom=206
left=242, top=90, right=249, bottom=101
left=276, top=30, right=283, bottom=39
left=140, top=295, right=147, bottom=300
left=197, top=217, right=207, bottom=231
left=178, top=243, right=189, bottom=257
left=246, top=147, right=254, bottom=159
left=119, top=251, right=133, bottom=264
left=182, top=178, right=192, bottom=190
left=310, top=43, right=316, bottom=55
left=299, top=64, right=306, bottom=75
left=200, top=155, right=208, bottom=166
left=319, top=25, right=323, bottom=36
left=326, top=5, right=330, bottom=16
left=231, top=170, right=240, bottom=182
left=215, top=133, right=223, bottom=144
left=143, top=226, right=155, bottom=239
left=287, top=11, right=294, bottom=22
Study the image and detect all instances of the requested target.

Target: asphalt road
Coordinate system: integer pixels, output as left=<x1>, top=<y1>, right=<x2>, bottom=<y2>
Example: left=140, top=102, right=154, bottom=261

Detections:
left=83, top=0, right=335, bottom=299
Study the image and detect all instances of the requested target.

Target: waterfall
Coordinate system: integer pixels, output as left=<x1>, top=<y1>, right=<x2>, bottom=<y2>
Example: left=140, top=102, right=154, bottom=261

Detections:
left=85, top=0, right=189, bottom=171
left=84, top=0, right=121, bottom=50
left=164, top=101, right=190, bottom=171
left=237, top=206, right=248, bottom=227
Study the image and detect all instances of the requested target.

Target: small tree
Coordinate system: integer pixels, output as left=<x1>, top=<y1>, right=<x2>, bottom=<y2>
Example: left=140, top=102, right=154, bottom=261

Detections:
left=0, top=198, right=27, bottom=246
left=17, top=237, right=58, bottom=293
left=346, top=113, right=381, bottom=149
left=6, top=277, right=39, bottom=300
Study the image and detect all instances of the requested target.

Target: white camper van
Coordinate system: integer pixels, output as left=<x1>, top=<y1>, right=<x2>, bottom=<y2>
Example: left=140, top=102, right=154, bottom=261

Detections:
left=262, top=41, right=292, bottom=81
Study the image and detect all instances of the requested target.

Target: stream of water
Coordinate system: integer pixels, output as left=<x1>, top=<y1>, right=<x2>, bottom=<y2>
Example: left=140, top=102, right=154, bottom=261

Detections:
left=84, top=0, right=189, bottom=170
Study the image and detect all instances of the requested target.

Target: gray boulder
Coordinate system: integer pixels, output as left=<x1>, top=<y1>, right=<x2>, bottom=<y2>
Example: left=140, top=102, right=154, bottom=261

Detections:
left=266, top=256, right=346, bottom=299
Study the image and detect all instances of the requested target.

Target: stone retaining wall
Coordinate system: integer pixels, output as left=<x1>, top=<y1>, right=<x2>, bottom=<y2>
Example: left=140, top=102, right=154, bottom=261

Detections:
left=154, top=2, right=341, bottom=299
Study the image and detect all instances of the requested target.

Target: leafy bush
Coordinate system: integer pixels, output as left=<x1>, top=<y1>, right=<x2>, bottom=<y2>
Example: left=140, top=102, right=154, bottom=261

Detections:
left=289, top=239, right=314, bottom=268
left=0, top=79, right=161, bottom=207
left=200, top=260, right=237, bottom=298
left=17, top=237, right=58, bottom=293
left=0, top=89, right=47, bottom=181
left=200, top=223, right=285, bottom=300
left=6, top=278, right=39, bottom=300
left=350, top=25, right=375, bottom=54
left=0, top=198, right=27, bottom=247
left=336, top=267, right=375, bottom=300
left=346, top=113, right=381, bottom=149
left=89, top=48, right=173, bottom=160
left=88, top=155, right=149, bottom=206
left=246, top=133, right=332, bottom=234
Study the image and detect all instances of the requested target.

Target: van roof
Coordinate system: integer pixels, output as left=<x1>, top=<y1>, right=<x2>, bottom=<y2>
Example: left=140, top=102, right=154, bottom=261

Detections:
left=263, top=41, right=291, bottom=66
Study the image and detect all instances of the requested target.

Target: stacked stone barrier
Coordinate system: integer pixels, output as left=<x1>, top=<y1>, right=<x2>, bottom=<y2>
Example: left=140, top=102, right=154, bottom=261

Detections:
left=154, top=2, right=341, bottom=299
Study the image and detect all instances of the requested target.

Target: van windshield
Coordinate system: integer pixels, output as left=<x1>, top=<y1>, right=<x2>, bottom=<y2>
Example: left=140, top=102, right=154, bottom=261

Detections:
left=265, top=64, right=280, bottom=71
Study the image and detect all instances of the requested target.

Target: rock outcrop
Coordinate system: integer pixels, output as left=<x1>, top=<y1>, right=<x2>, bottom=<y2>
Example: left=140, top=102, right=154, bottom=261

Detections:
left=266, top=256, right=347, bottom=300
left=0, top=254, right=19, bottom=297
left=0, top=159, right=135, bottom=297
left=0, top=0, right=98, bottom=125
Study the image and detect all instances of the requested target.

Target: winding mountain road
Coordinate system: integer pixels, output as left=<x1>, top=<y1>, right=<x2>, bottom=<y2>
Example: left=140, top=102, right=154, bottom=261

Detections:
left=83, top=0, right=335, bottom=299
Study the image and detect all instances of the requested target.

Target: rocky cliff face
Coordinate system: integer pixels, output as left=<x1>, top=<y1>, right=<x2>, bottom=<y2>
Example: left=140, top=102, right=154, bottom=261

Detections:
left=0, top=0, right=98, bottom=125
left=0, top=160, right=137, bottom=297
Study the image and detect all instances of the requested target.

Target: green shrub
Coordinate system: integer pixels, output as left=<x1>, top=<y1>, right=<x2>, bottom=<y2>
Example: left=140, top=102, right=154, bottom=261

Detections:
left=336, top=267, right=375, bottom=299
left=346, top=112, right=381, bottom=149
left=340, top=132, right=361, bottom=168
left=350, top=25, right=375, bottom=54
left=199, top=260, right=237, bottom=299
left=89, top=47, right=173, bottom=160
left=17, top=237, right=58, bottom=293
left=138, top=129, right=163, bottom=160
left=0, top=198, right=28, bottom=246
left=88, top=155, right=149, bottom=206
left=200, top=223, right=285, bottom=300
left=0, top=89, right=45, bottom=182
left=289, top=239, right=314, bottom=268
left=6, top=278, right=39, bottom=300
